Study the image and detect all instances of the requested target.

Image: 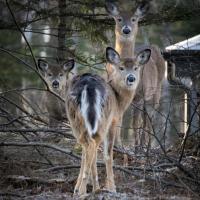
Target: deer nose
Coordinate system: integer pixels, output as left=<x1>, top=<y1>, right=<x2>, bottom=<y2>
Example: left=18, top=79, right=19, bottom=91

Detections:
left=127, top=74, right=136, bottom=84
left=123, top=26, right=131, bottom=34
left=52, top=80, right=59, bottom=88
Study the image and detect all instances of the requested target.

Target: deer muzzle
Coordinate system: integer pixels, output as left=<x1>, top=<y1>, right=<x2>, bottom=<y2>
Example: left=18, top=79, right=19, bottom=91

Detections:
left=126, top=74, right=136, bottom=86
left=122, top=25, right=131, bottom=35
left=52, top=80, right=59, bottom=88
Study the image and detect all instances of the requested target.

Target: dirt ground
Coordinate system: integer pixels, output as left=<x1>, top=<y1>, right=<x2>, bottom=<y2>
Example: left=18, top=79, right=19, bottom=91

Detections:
left=0, top=133, right=200, bottom=200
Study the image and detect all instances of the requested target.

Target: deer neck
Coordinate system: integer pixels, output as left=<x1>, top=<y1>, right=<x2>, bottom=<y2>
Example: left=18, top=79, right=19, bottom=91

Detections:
left=52, top=87, right=65, bottom=99
left=115, top=30, right=137, bottom=58
left=109, top=80, right=135, bottom=113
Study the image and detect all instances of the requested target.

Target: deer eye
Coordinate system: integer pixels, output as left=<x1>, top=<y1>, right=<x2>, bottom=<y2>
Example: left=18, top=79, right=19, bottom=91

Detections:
left=59, top=73, right=63, bottom=77
left=48, top=73, right=52, bottom=77
left=131, top=17, right=136, bottom=22
left=119, top=67, right=124, bottom=71
left=117, top=17, right=122, bottom=22
left=134, top=67, right=138, bottom=70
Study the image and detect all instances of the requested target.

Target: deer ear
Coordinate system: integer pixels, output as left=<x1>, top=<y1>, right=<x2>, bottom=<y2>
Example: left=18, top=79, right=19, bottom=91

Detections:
left=105, top=1, right=119, bottom=16
left=38, top=59, right=48, bottom=72
left=136, top=49, right=151, bottom=65
left=106, top=47, right=120, bottom=65
left=63, top=59, right=75, bottom=72
left=135, top=2, right=149, bottom=18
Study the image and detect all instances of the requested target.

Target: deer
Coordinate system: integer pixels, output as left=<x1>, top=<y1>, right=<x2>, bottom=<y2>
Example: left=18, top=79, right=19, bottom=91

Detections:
left=105, top=0, right=165, bottom=147
left=38, top=59, right=75, bottom=127
left=65, top=46, right=151, bottom=195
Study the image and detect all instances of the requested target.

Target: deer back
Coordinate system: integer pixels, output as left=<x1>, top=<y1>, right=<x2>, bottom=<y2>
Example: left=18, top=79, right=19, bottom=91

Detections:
left=66, top=73, right=116, bottom=141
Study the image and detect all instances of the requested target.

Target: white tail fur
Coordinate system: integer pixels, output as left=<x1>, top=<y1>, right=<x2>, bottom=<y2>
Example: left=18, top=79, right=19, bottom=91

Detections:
left=80, top=86, right=102, bottom=136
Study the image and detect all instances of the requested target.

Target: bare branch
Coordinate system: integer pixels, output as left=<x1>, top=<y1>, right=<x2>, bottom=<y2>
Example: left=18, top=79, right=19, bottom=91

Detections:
left=0, top=141, right=80, bottom=160
left=0, top=128, right=73, bottom=139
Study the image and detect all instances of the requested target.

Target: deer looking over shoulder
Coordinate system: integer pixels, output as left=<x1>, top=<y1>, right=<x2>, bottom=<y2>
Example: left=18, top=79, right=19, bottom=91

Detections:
left=65, top=47, right=151, bottom=195
left=106, top=0, right=165, bottom=146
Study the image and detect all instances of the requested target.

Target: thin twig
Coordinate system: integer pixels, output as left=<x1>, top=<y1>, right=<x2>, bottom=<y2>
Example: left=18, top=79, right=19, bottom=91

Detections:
left=0, top=192, right=24, bottom=198
left=0, top=47, right=65, bottom=103
left=0, top=141, right=80, bottom=160
left=0, top=128, right=73, bottom=139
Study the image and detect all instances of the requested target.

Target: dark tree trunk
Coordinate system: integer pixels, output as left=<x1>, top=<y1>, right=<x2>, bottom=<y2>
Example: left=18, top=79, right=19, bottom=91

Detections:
left=57, top=0, right=69, bottom=62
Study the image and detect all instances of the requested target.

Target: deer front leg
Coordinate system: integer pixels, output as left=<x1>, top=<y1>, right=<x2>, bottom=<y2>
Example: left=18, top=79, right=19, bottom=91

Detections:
left=115, top=116, right=122, bottom=146
left=78, top=140, right=96, bottom=195
left=104, top=123, right=116, bottom=192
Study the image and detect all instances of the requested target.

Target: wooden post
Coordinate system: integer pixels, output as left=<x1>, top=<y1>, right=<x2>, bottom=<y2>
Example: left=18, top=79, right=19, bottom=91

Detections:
left=188, top=77, right=200, bottom=135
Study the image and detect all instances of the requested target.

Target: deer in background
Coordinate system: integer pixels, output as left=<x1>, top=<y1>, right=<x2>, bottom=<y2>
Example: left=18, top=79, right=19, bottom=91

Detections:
left=38, top=59, right=74, bottom=127
left=105, top=0, right=165, bottom=147
left=65, top=47, right=151, bottom=195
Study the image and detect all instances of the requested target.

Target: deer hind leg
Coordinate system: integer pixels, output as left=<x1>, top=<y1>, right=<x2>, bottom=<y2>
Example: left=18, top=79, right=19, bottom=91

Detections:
left=78, top=139, right=96, bottom=195
left=142, top=101, right=156, bottom=148
left=154, top=84, right=162, bottom=110
left=104, top=126, right=116, bottom=192
left=132, top=104, right=143, bottom=149
left=143, top=112, right=152, bottom=148
left=74, top=147, right=85, bottom=194
left=91, top=138, right=101, bottom=192
left=91, top=149, right=100, bottom=192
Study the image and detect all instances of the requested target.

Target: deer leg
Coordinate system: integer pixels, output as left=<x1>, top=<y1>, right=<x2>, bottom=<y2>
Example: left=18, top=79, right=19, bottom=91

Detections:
left=142, top=112, right=151, bottom=147
left=78, top=139, right=96, bottom=195
left=104, top=125, right=116, bottom=192
left=132, top=103, right=143, bottom=148
left=143, top=101, right=155, bottom=148
left=154, top=84, right=162, bottom=110
left=115, top=116, right=122, bottom=146
left=91, top=144, right=100, bottom=192
left=74, top=146, right=85, bottom=194
left=146, top=115, right=152, bottom=148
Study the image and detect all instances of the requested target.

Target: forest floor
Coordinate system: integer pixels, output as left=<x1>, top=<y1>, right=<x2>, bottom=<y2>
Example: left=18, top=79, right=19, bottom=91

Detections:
left=0, top=132, right=200, bottom=200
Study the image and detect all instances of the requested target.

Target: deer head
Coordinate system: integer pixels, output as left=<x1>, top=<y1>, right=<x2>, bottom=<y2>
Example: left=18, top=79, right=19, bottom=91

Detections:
left=106, top=47, right=151, bottom=90
left=38, top=59, right=75, bottom=92
left=105, top=0, right=149, bottom=39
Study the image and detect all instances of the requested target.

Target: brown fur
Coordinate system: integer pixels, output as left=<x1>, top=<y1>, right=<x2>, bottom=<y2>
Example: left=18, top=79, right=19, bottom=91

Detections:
left=38, top=59, right=75, bottom=127
left=106, top=0, right=165, bottom=146
left=66, top=74, right=117, bottom=195
left=65, top=48, right=151, bottom=195
left=133, top=46, right=165, bottom=146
